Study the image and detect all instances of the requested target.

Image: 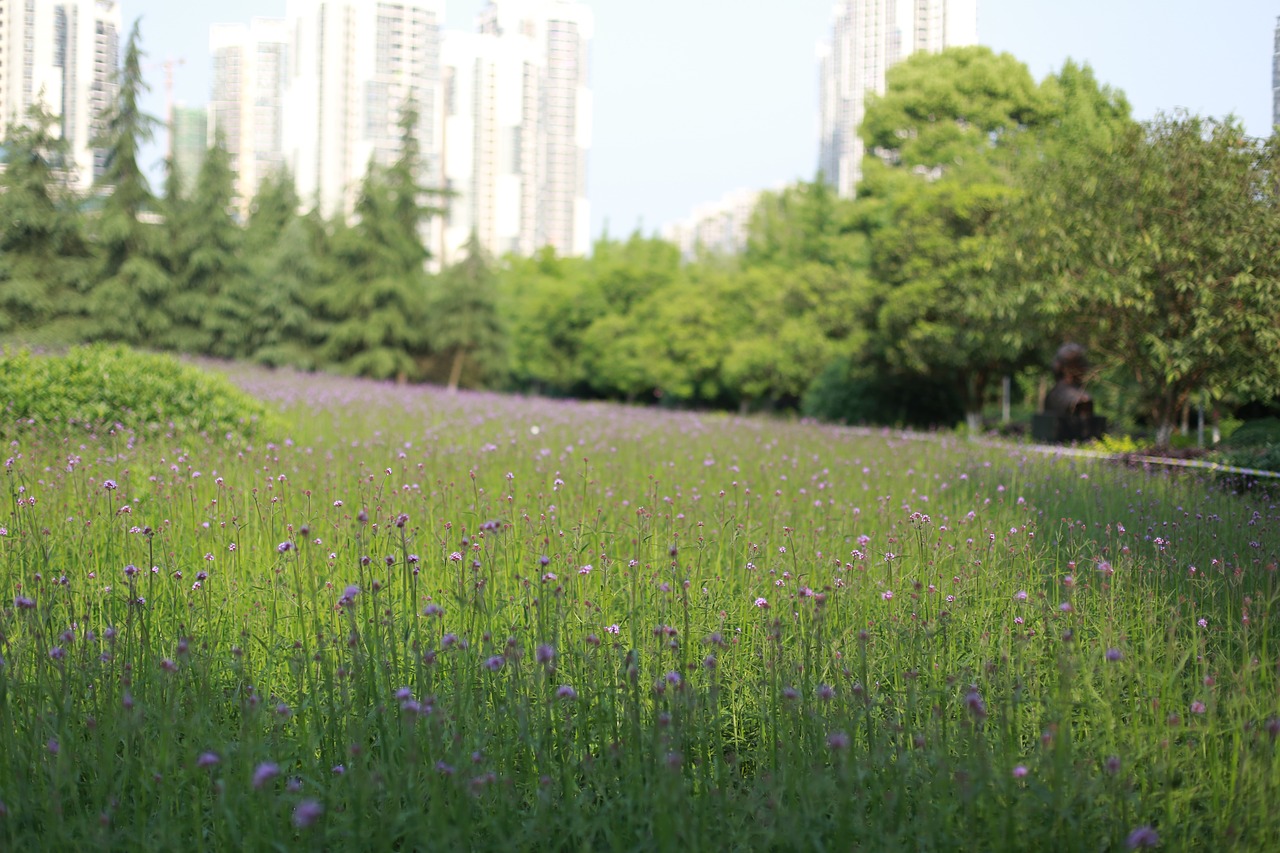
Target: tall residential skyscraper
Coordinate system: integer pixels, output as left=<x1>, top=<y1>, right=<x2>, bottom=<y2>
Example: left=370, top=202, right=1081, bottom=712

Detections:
left=1273, top=16, right=1280, bottom=130
left=209, top=17, right=288, bottom=213
left=440, top=28, right=542, bottom=261
left=170, top=103, right=207, bottom=192
left=660, top=188, right=769, bottom=261
left=441, top=0, right=592, bottom=260
left=818, top=0, right=976, bottom=198
left=909, top=0, right=977, bottom=54
left=283, top=0, right=443, bottom=218
left=0, top=0, right=119, bottom=192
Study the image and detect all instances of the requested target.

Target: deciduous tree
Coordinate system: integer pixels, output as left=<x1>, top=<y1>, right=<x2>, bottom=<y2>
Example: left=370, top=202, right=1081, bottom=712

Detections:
left=1015, top=112, right=1280, bottom=444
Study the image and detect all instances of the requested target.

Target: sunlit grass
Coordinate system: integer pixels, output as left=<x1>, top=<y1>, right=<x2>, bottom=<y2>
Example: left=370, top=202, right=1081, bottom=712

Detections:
left=2, top=366, right=1279, bottom=850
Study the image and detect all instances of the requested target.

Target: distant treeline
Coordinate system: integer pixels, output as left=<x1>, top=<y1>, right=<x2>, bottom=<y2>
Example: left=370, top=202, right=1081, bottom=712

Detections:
left=5, top=28, right=1280, bottom=441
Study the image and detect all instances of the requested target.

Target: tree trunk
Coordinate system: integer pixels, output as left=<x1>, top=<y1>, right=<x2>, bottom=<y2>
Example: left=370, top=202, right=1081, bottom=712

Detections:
left=447, top=350, right=465, bottom=393
left=965, top=370, right=987, bottom=434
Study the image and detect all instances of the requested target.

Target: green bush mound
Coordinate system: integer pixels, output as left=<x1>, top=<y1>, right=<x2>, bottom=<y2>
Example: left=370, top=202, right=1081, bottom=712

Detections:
left=1210, top=418, right=1280, bottom=473
left=1220, top=417, right=1280, bottom=448
left=1214, top=444, right=1280, bottom=474
left=802, top=356, right=964, bottom=429
left=0, top=344, right=280, bottom=439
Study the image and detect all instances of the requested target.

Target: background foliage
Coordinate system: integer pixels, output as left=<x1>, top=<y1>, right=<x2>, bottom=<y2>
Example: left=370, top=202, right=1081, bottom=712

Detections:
left=3, top=35, right=1280, bottom=439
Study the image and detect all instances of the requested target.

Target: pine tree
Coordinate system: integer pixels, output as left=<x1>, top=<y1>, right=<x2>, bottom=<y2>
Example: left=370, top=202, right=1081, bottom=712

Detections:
left=84, top=19, right=173, bottom=348
left=427, top=232, right=506, bottom=391
left=316, top=99, right=433, bottom=380
left=251, top=214, right=326, bottom=369
left=0, top=104, right=92, bottom=344
left=175, top=132, right=251, bottom=357
left=242, top=169, right=321, bottom=368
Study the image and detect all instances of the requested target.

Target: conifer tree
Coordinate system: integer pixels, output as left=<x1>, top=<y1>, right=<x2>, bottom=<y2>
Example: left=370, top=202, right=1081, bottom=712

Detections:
left=84, top=20, right=173, bottom=348
left=0, top=104, right=92, bottom=343
left=427, top=232, right=506, bottom=391
left=177, top=133, right=251, bottom=357
left=242, top=169, right=321, bottom=368
left=251, top=214, right=326, bottom=369
left=317, top=100, right=433, bottom=380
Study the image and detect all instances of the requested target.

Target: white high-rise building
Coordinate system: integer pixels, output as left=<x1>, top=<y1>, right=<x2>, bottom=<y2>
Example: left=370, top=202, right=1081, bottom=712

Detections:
left=660, top=188, right=768, bottom=261
left=209, top=17, right=288, bottom=213
left=467, top=0, right=592, bottom=258
left=283, top=0, right=443, bottom=218
left=1273, top=16, right=1280, bottom=130
left=818, top=0, right=976, bottom=198
left=909, top=0, right=977, bottom=55
left=440, top=29, right=542, bottom=262
left=0, top=0, right=119, bottom=192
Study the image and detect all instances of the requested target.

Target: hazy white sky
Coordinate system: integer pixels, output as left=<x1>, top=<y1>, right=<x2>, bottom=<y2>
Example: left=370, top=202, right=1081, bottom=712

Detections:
left=122, top=1, right=1277, bottom=239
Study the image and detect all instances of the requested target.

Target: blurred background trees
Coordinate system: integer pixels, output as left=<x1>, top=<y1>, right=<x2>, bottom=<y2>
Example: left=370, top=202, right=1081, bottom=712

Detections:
left=4, top=37, right=1279, bottom=440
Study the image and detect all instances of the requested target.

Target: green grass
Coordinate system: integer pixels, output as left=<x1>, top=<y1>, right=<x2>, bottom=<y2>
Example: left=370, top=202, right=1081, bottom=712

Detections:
left=1, top=365, right=1278, bottom=850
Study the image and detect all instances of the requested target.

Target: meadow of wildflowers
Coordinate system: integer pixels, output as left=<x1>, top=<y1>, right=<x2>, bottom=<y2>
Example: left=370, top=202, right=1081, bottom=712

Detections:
left=2, top=366, right=1279, bottom=850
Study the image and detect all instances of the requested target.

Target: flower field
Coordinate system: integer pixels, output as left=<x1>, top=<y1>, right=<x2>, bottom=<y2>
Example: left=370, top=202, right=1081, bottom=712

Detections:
left=2, top=366, right=1279, bottom=850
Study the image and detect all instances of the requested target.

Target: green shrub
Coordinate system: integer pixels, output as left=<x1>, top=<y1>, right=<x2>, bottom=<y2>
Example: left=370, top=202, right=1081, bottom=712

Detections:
left=802, top=357, right=964, bottom=428
left=1089, top=433, right=1149, bottom=454
left=1217, top=416, right=1244, bottom=442
left=0, top=344, right=281, bottom=439
left=1220, top=417, right=1280, bottom=448
left=1213, top=443, right=1280, bottom=474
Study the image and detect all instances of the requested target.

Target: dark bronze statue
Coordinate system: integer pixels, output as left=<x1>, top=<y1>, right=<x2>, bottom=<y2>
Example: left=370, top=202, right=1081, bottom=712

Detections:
left=1043, top=343, right=1093, bottom=418
left=1032, top=343, right=1106, bottom=442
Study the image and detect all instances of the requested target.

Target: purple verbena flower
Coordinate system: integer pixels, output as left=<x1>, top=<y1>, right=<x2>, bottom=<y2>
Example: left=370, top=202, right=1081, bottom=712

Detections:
left=1126, top=826, right=1159, bottom=849
left=293, top=799, right=323, bottom=828
left=252, top=762, right=280, bottom=790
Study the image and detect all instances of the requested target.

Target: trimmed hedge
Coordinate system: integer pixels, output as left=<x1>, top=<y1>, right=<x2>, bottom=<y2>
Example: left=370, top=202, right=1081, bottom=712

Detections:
left=0, top=345, right=280, bottom=439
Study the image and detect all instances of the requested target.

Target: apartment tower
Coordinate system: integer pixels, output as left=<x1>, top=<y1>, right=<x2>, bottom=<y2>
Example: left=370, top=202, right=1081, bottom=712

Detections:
left=818, top=0, right=976, bottom=198
left=1273, top=16, right=1280, bottom=130
left=456, top=0, right=591, bottom=258
left=209, top=17, right=288, bottom=213
left=283, top=0, right=444, bottom=219
left=0, top=0, right=120, bottom=192
left=440, top=28, right=542, bottom=261
left=170, top=103, right=207, bottom=192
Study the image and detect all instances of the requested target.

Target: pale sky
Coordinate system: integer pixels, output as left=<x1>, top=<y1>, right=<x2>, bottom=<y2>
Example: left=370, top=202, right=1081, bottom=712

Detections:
left=122, top=1, right=1277, bottom=239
